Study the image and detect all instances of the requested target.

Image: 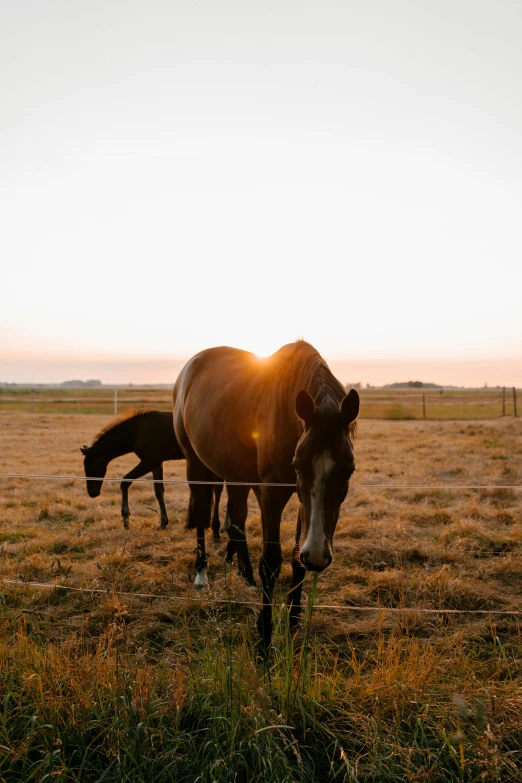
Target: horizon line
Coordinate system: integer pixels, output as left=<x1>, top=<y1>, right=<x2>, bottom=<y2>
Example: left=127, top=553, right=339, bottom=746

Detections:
left=1, top=381, right=518, bottom=390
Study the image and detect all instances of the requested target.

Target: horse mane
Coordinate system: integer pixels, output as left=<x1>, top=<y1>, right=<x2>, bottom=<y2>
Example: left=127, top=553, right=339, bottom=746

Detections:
left=91, top=408, right=157, bottom=446
left=274, top=341, right=357, bottom=441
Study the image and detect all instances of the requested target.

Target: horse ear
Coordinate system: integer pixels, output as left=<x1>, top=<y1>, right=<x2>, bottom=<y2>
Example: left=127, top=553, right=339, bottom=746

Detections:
left=340, top=389, right=360, bottom=428
left=80, top=446, right=88, bottom=455
left=296, top=390, right=315, bottom=425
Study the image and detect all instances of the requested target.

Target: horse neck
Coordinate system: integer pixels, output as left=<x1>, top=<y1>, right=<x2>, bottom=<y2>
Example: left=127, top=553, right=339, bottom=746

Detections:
left=90, top=419, right=136, bottom=461
left=290, top=350, right=344, bottom=411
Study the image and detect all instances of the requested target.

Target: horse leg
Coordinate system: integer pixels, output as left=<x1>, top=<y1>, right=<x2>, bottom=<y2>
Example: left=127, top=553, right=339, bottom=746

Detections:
left=121, top=480, right=131, bottom=530
left=224, top=485, right=259, bottom=562
left=256, top=485, right=293, bottom=651
left=225, top=484, right=255, bottom=587
left=185, top=492, right=195, bottom=528
left=287, top=510, right=306, bottom=630
left=120, top=460, right=158, bottom=530
left=211, top=480, right=223, bottom=541
left=152, top=464, right=169, bottom=529
left=187, top=461, right=213, bottom=588
left=224, top=484, right=257, bottom=563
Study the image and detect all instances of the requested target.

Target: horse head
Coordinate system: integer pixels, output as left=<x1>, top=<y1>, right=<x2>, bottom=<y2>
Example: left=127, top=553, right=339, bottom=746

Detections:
left=293, top=388, right=359, bottom=571
left=80, top=445, right=107, bottom=498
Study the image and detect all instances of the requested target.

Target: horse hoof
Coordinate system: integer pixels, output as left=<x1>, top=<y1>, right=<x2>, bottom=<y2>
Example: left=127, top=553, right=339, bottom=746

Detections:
left=194, top=568, right=209, bottom=589
left=160, top=521, right=169, bottom=530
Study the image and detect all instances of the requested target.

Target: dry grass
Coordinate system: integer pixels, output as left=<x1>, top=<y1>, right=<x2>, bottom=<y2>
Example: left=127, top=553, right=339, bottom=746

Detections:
left=1, top=412, right=521, bottom=780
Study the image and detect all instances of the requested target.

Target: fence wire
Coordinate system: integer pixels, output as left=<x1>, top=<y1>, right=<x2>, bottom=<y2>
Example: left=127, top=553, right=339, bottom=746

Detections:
left=1, top=472, right=520, bottom=552
left=2, top=471, right=521, bottom=618
left=3, top=578, right=522, bottom=617
left=1, top=471, right=521, bottom=489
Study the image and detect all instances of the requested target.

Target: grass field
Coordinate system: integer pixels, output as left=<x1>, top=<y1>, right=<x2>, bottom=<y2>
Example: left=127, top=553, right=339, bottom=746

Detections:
left=1, top=412, right=521, bottom=781
left=0, top=386, right=518, bottom=419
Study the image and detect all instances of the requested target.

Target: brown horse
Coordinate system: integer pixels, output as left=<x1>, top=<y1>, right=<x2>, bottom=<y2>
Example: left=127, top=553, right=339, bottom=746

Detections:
left=81, top=410, right=224, bottom=534
left=173, top=341, right=359, bottom=647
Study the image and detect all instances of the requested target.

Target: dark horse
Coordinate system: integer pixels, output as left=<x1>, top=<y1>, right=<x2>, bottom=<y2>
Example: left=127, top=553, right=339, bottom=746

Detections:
left=81, top=410, right=224, bottom=533
left=173, top=341, right=359, bottom=646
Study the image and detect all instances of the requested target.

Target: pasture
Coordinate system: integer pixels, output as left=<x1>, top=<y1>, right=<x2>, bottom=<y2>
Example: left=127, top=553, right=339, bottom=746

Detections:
left=1, top=412, right=521, bottom=781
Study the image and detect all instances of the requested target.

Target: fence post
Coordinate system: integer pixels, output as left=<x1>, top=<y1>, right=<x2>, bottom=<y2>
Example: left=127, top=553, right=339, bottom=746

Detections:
left=502, top=386, right=506, bottom=416
left=514, top=387, right=518, bottom=417
left=422, top=394, right=426, bottom=419
left=114, top=389, right=118, bottom=415
left=30, top=390, right=34, bottom=413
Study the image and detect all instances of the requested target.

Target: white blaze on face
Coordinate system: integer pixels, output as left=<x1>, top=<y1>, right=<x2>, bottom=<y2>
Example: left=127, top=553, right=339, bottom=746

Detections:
left=301, top=450, right=334, bottom=566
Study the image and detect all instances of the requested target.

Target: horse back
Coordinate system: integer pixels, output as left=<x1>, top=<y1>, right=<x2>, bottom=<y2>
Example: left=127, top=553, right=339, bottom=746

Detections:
left=173, top=347, right=270, bottom=480
left=134, top=411, right=184, bottom=462
left=173, top=346, right=303, bottom=482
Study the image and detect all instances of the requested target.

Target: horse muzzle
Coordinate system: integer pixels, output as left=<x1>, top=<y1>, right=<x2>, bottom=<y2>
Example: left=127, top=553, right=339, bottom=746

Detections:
left=300, top=548, right=332, bottom=572
left=87, top=482, right=102, bottom=498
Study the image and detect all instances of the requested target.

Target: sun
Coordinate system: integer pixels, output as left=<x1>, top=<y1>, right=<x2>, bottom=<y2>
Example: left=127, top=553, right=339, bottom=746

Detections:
left=245, top=337, right=281, bottom=359
left=230, top=327, right=302, bottom=359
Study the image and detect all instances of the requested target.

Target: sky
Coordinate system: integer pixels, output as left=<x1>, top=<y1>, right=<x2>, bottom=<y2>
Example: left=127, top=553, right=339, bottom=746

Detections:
left=1, top=0, right=521, bottom=386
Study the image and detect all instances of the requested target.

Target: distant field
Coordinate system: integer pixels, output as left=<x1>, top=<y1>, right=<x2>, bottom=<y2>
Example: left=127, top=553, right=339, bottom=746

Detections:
left=360, top=388, right=518, bottom=420
left=0, top=386, right=173, bottom=415
left=1, top=413, right=522, bottom=780
left=0, top=385, right=518, bottom=418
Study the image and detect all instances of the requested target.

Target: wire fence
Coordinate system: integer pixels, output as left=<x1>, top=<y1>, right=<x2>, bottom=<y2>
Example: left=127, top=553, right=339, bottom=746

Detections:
left=1, top=471, right=521, bottom=552
left=0, top=386, right=518, bottom=418
left=2, top=472, right=521, bottom=618
left=3, top=578, right=522, bottom=617
left=1, top=471, right=521, bottom=489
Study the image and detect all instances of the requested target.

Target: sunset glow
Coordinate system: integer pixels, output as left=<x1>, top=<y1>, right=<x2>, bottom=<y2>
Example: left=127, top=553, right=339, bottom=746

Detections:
left=1, top=1, right=521, bottom=386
